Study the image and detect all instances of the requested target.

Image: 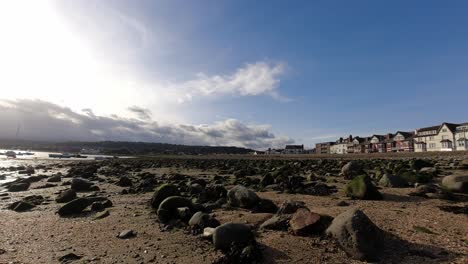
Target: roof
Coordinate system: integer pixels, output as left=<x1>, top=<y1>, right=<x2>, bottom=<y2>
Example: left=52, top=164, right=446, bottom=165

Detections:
left=440, top=139, right=452, bottom=143
left=457, top=138, right=466, bottom=141
left=415, top=141, right=426, bottom=144
left=416, top=125, right=440, bottom=133
left=395, top=131, right=414, bottom=138
left=285, top=144, right=304, bottom=150
left=441, top=123, right=460, bottom=133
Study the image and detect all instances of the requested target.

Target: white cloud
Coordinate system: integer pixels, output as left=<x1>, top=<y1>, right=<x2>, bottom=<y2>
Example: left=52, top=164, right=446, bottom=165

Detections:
left=0, top=99, right=294, bottom=149
left=169, top=62, right=289, bottom=103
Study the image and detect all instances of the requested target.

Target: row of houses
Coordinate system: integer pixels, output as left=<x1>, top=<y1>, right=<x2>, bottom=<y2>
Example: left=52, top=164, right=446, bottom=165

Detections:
left=254, top=145, right=314, bottom=155
left=316, top=122, right=468, bottom=154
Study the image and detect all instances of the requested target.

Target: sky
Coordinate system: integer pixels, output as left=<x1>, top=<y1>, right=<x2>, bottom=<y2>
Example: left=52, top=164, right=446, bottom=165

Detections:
left=0, top=0, right=467, bottom=149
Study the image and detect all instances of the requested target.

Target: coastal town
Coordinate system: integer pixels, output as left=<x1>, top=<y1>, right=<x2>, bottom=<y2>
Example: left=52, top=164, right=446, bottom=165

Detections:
left=256, top=122, right=468, bottom=155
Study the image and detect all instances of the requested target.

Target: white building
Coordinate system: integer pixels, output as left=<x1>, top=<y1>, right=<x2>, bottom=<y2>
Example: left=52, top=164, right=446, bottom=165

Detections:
left=455, top=123, right=468, bottom=151
left=414, top=123, right=459, bottom=152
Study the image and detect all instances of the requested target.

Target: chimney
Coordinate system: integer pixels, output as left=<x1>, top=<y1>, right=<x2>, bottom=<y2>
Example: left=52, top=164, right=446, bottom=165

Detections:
left=348, top=135, right=353, bottom=141
left=339, top=137, right=343, bottom=143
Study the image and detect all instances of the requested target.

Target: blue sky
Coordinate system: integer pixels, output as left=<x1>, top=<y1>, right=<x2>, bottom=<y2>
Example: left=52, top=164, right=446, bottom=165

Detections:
left=0, top=1, right=467, bottom=148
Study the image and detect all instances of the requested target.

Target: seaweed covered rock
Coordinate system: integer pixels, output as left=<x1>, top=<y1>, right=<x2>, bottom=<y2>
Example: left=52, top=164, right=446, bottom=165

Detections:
left=71, top=178, right=93, bottom=192
left=55, top=189, right=77, bottom=203
left=326, top=209, right=384, bottom=261
left=345, top=175, right=382, bottom=200
left=227, top=185, right=259, bottom=209
left=150, top=184, right=180, bottom=209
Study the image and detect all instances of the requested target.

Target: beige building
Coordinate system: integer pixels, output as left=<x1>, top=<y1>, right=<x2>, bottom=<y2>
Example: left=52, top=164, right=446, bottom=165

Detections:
left=414, top=123, right=459, bottom=152
left=455, top=123, right=468, bottom=151
left=330, top=142, right=347, bottom=154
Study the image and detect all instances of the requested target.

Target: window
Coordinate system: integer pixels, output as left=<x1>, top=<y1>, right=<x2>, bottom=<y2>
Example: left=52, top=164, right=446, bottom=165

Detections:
left=459, top=141, right=465, bottom=147
left=429, top=143, right=436, bottom=149
left=429, top=136, right=434, bottom=140
left=442, top=141, right=452, bottom=148
left=442, top=128, right=447, bottom=132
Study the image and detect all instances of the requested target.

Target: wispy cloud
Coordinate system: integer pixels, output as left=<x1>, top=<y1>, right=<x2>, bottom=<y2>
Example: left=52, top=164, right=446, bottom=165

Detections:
left=167, top=61, right=289, bottom=103
left=127, top=105, right=152, bottom=121
left=0, top=99, right=293, bottom=149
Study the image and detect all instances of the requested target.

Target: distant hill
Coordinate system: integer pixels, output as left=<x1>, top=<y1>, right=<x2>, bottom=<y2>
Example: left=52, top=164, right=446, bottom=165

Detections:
left=0, top=139, right=253, bottom=155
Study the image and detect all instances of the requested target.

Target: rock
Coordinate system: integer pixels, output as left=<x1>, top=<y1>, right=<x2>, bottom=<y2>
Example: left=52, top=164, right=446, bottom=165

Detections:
left=117, top=229, right=136, bottom=239
left=420, top=167, right=437, bottom=174
left=336, top=201, right=350, bottom=207
left=345, top=175, right=382, bottom=200
left=378, top=174, right=408, bottom=188
left=441, top=175, right=468, bottom=194
left=47, top=175, right=62, bottom=182
left=254, top=198, right=277, bottom=213
left=341, top=161, right=363, bottom=179
left=176, top=207, right=192, bottom=221
left=55, top=189, right=77, bottom=203
left=277, top=201, right=306, bottom=214
left=227, top=185, right=259, bottom=209
left=57, top=198, right=91, bottom=216
left=260, top=174, right=274, bottom=187
left=411, top=159, right=432, bottom=170
left=260, top=215, right=290, bottom=231
left=203, top=227, right=216, bottom=238
left=94, top=209, right=110, bottom=220
left=58, top=252, right=82, bottom=262
left=9, top=201, right=35, bottom=212
left=157, top=196, right=193, bottom=222
left=7, top=183, right=30, bottom=192
left=289, top=208, right=322, bottom=236
left=117, top=176, right=132, bottom=187
left=190, top=183, right=204, bottom=195
left=212, top=223, right=254, bottom=250
left=71, top=178, right=93, bottom=192
left=326, top=209, right=384, bottom=261
left=189, top=212, right=220, bottom=230
left=90, top=202, right=105, bottom=211
left=150, top=184, right=179, bottom=209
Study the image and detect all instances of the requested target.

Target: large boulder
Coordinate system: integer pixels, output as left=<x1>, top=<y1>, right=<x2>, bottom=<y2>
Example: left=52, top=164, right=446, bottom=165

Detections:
left=71, top=178, right=93, bottom=192
left=326, top=209, right=384, bottom=261
left=341, top=161, right=363, bottom=180
left=47, top=175, right=62, bottom=182
left=345, top=175, right=382, bottom=200
left=378, top=174, right=408, bottom=188
left=260, top=215, right=290, bottom=231
left=157, top=196, right=193, bottom=222
left=289, top=208, right=322, bottom=236
left=442, top=175, right=468, bottom=194
left=212, top=223, right=254, bottom=250
left=227, top=185, right=259, bottom=209
left=55, top=189, right=77, bottom=203
left=57, top=198, right=91, bottom=216
left=150, top=184, right=179, bottom=209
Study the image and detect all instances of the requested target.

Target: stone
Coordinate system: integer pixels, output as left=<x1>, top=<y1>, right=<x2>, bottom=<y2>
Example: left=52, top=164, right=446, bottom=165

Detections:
left=189, top=212, right=220, bottom=229
left=203, top=227, right=216, bottom=238
left=326, top=209, right=384, bottom=261
left=441, top=175, right=468, bottom=194
left=91, top=202, right=105, bottom=211
left=260, top=215, right=290, bottom=231
left=157, top=196, right=193, bottom=222
left=289, top=208, right=321, bottom=236
left=150, top=184, right=179, bottom=209
left=212, top=223, right=254, bottom=250
left=94, top=209, right=110, bottom=220
left=227, top=185, right=259, bottom=209
left=58, top=253, right=82, bottom=262
left=117, top=229, right=136, bottom=239
left=378, top=174, right=408, bottom=188
left=71, top=178, right=93, bottom=192
left=190, top=183, right=204, bottom=195
left=341, top=161, right=363, bottom=180
left=9, top=201, right=35, bottom=212
left=47, top=175, right=62, bottom=182
left=55, top=189, right=77, bottom=203
left=117, top=176, right=132, bottom=187
left=420, top=167, right=437, bottom=174
left=254, top=198, right=277, bottom=213
left=7, top=183, right=30, bottom=192
left=57, top=198, right=91, bottom=216
left=345, top=175, right=382, bottom=200
left=277, top=201, right=306, bottom=214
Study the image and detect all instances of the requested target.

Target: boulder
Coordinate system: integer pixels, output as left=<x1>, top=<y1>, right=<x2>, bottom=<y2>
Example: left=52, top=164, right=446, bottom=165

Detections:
left=341, top=161, right=363, bottom=180
left=189, top=211, right=220, bottom=229
left=157, top=196, right=193, bottom=222
left=9, top=201, right=35, bottom=212
left=55, top=189, right=77, bottom=203
left=254, top=198, right=277, bottom=213
left=289, top=208, right=321, bottom=236
left=47, top=175, right=62, bottom=182
left=378, top=174, right=408, bottom=188
left=7, top=183, right=30, bottom=192
left=150, top=184, right=179, bottom=209
left=276, top=201, right=306, bottom=215
left=260, top=215, right=290, bottom=231
left=57, top=198, right=91, bottom=216
left=326, top=209, right=384, bottom=261
left=212, top=223, right=254, bottom=250
left=345, top=175, right=382, bottom=200
left=442, top=175, right=468, bottom=194
left=117, top=176, right=132, bottom=187
left=71, top=178, right=93, bottom=192
left=227, top=185, right=259, bottom=209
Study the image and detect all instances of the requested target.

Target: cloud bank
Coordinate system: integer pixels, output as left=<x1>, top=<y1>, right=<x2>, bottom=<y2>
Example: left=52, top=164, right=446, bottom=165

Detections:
left=0, top=99, right=293, bottom=149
